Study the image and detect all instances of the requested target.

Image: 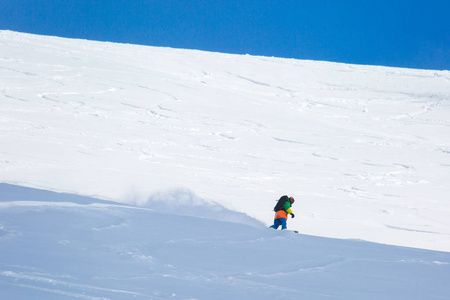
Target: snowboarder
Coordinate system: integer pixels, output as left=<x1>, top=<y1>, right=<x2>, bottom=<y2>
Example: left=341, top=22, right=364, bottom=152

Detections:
left=270, top=195, right=295, bottom=230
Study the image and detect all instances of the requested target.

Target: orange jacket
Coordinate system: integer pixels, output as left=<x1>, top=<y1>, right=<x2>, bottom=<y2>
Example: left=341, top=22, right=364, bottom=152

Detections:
left=274, top=202, right=293, bottom=220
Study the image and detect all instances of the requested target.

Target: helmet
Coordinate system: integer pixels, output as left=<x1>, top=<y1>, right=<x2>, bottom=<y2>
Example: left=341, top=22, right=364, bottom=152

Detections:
left=289, top=197, right=295, bottom=204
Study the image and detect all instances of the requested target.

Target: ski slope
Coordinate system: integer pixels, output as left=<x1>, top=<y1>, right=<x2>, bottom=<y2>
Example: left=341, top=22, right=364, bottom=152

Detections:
left=0, top=31, right=450, bottom=298
left=1, top=183, right=449, bottom=300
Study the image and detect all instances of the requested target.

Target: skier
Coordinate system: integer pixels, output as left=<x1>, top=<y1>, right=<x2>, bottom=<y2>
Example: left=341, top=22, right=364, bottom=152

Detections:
left=270, top=195, right=295, bottom=230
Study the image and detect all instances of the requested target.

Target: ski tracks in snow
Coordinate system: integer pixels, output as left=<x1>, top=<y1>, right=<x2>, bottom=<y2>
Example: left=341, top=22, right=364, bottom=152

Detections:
left=0, top=270, right=152, bottom=300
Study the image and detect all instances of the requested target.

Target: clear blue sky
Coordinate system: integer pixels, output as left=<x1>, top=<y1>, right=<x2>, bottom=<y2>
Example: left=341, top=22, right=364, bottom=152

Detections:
left=1, top=0, right=449, bottom=70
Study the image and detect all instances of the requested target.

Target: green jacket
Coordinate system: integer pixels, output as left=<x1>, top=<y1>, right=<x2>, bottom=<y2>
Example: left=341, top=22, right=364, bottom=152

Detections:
left=275, top=201, right=293, bottom=220
left=283, top=201, right=293, bottom=214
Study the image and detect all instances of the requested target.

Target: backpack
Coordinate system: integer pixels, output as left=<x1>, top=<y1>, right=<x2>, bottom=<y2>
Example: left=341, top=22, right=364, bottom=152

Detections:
left=273, top=195, right=289, bottom=212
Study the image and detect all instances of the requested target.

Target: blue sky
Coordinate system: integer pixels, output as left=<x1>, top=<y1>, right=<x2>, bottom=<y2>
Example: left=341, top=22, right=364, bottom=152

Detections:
left=1, top=0, right=449, bottom=70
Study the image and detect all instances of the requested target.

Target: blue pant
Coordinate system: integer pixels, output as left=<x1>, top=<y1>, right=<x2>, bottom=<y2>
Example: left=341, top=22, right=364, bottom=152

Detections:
left=270, top=218, right=287, bottom=230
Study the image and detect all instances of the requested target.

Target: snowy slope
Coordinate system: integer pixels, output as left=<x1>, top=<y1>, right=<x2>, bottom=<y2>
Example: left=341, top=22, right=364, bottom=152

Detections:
left=1, top=30, right=450, bottom=254
left=1, top=183, right=450, bottom=300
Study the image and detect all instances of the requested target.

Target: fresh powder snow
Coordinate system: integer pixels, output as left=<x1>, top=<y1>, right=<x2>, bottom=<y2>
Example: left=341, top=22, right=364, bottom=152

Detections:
left=0, top=31, right=449, bottom=299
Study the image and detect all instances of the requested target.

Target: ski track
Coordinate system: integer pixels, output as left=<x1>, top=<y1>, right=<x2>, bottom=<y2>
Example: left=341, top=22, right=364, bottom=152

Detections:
left=0, top=271, right=150, bottom=300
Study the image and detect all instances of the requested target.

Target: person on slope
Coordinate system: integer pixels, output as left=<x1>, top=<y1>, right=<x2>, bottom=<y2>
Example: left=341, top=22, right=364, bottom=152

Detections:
left=270, top=195, right=295, bottom=230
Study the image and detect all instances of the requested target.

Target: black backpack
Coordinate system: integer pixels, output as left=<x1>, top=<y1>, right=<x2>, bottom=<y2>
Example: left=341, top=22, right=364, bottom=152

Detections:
left=274, top=195, right=289, bottom=212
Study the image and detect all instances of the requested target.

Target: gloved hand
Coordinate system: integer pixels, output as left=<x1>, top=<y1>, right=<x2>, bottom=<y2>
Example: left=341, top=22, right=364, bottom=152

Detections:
left=291, top=213, right=295, bottom=218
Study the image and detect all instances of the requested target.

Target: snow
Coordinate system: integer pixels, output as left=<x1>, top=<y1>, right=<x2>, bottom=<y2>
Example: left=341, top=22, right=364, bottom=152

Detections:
left=1, top=183, right=450, bottom=300
left=1, top=31, right=450, bottom=298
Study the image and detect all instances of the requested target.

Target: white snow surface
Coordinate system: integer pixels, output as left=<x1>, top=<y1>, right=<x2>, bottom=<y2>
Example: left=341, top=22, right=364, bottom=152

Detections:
left=1, top=183, right=450, bottom=300
left=1, top=31, right=450, bottom=299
